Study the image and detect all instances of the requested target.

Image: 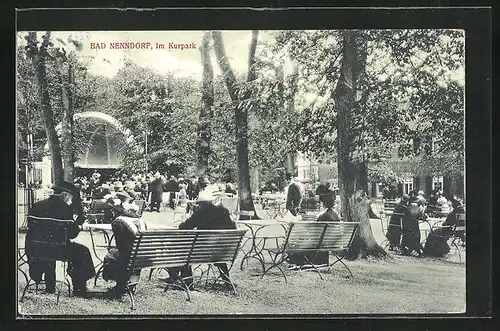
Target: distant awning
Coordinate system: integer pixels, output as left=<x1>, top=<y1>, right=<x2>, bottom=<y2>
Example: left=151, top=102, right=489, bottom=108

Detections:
left=74, top=163, right=120, bottom=169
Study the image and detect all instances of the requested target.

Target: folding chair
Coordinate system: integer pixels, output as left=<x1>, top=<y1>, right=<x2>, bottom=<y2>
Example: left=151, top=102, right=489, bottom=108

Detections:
left=381, top=212, right=405, bottom=251
left=20, top=216, right=73, bottom=304
left=86, top=200, right=111, bottom=224
left=132, top=200, right=146, bottom=217
left=450, top=213, right=466, bottom=263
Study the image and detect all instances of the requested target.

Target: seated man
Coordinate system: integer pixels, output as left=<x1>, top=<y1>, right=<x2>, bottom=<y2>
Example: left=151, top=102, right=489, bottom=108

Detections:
left=25, top=181, right=95, bottom=296
left=166, top=190, right=236, bottom=289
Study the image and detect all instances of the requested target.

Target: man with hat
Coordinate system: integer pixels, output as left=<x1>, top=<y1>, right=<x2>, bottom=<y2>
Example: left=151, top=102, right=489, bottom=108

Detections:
left=148, top=172, right=163, bottom=212
left=25, top=180, right=95, bottom=296
left=165, top=190, right=236, bottom=289
left=166, top=175, right=179, bottom=210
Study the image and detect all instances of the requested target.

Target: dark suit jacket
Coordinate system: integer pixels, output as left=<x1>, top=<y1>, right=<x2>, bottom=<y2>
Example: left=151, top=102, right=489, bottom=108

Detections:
left=178, top=202, right=236, bottom=230
left=25, top=196, right=80, bottom=258
left=316, top=208, right=341, bottom=221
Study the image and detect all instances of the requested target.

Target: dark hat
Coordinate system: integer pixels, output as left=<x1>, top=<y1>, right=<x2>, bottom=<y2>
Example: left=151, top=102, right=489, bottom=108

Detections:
left=52, top=180, right=80, bottom=197
left=451, top=196, right=463, bottom=208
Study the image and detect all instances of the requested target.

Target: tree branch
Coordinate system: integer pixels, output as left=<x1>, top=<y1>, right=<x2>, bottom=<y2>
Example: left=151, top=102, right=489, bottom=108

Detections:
left=212, top=31, right=238, bottom=101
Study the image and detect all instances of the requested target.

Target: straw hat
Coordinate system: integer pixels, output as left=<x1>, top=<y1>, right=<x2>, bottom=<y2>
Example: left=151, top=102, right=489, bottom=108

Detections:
left=115, top=191, right=132, bottom=201
left=197, top=190, right=214, bottom=202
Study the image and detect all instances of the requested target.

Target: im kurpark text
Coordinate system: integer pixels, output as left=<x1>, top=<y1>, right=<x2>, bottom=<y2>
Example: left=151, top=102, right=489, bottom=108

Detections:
left=90, top=42, right=197, bottom=50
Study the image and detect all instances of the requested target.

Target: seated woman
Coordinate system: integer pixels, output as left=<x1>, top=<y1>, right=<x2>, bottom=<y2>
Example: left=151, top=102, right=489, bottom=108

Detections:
left=288, top=190, right=340, bottom=269
left=387, top=194, right=426, bottom=256
left=423, top=196, right=465, bottom=257
left=101, top=191, right=147, bottom=295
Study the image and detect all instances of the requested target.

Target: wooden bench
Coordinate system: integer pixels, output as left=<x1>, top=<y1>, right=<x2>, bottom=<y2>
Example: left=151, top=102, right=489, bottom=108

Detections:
left=121, top=229, right=247, bottom=309
left=261, top=221, right=359, bottom=282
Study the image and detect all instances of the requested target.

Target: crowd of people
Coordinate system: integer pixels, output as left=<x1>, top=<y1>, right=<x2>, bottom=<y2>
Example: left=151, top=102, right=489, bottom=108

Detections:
left=23, top=167, right=464, bottom=298
left=24, top=168, right=242, bottom=296
left=385, top=189, right=465, bottom=257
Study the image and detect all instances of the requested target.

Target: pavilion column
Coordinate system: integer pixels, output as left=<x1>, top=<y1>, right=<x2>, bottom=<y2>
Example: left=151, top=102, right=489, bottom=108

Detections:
left=105, top=124, right=111, bottom=167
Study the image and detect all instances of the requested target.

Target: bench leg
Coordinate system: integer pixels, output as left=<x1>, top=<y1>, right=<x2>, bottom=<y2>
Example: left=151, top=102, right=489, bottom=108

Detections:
left=20, top=278, right=32, bottom=302
left=261, top=258, right=287, bottom=283
left=126, top=284, right=135, bottom=310
left=94, top=266, right=103, bottom=287
left=164, top=278, right=192, bottom=302
left=329, top=253, right=354, bottom=278
left=302, top=254, right=324, bottom=280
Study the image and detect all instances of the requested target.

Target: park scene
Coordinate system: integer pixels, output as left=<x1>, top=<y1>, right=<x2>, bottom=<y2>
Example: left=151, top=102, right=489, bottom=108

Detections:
left=17, top=29, right=465, bottom=315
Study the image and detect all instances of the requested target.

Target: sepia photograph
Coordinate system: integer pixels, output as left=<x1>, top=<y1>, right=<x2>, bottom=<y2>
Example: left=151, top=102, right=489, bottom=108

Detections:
left=16, top=26, right=468, bottom=316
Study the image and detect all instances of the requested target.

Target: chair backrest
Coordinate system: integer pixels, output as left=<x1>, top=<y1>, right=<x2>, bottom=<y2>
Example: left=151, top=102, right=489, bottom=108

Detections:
left=129, top=229, right=247, bottom=270
left=284, top=221, right=358, bottom=252
left=132, top=200, right=146, bottom=216
left=88, top=200, right=110, bottom=214
left=454, top=213, right=466, bottom=231
left=388, top=212, right=405, bottom=228
left=384, top=200, right=398, bottom=215
left=26, top=216, right=71, bottom=261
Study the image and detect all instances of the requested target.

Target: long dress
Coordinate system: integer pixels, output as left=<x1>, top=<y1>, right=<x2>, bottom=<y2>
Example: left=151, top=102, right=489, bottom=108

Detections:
left=386, top=203, right=422, bottom=255
left=423, top=205, right=465, bottom=257
left=149, top=178, right=163, bottom=212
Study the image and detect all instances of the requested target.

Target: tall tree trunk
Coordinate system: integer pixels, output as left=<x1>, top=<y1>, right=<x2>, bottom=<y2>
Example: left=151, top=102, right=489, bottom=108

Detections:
left=284, top=63, right=299, bottom=177
left=26, top=31, right=64, bottom=185
left=58, top=57, right=76, bottom=182
left=333, top=30, right=386, bottom=259
left=213, top=30, right=258, bottom=219
left=196, top=31, right=214, bottom=176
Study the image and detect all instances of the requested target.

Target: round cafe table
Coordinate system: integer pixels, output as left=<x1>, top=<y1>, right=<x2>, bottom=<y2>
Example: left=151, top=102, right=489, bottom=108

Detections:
left=234, top=219, right=290, bottom=273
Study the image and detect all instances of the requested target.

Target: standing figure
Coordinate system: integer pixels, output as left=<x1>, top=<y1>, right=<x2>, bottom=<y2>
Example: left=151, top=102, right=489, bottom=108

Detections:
left=166, top=176, right=179, bottom=210
left=285, top=173, right=303, bottom=216
left=149, top=172, right=163, bottom=213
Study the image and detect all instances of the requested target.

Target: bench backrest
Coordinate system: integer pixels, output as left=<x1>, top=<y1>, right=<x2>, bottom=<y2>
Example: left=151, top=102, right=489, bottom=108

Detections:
left=128, top=229, right=247, bottom=270
left=284, top=221, right=359, bottom=252
left=454, top=213, right=466, bottom=232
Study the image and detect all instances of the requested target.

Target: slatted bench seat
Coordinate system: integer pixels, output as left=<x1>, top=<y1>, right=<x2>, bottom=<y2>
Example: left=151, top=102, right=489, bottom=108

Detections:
left=261, top=221, right=359, bottom=282
left=121, top=228, right=247, bottom=309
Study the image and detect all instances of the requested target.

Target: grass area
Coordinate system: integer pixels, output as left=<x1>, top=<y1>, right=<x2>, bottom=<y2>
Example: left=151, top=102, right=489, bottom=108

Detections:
left=17, top=252, right=465, bottom=316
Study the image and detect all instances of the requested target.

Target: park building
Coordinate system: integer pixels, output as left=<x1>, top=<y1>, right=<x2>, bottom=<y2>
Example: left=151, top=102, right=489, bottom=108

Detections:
left=30, top=112, right=133, bottom=188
